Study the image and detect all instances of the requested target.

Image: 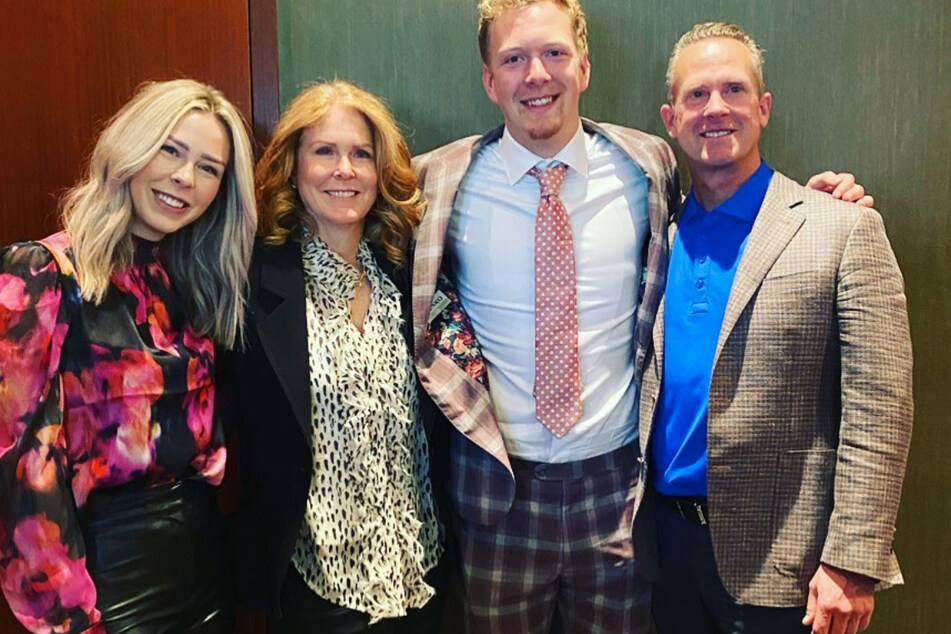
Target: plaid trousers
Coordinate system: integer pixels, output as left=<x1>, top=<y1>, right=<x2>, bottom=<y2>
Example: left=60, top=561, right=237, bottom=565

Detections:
left=456, top=444, right=651, bottom=634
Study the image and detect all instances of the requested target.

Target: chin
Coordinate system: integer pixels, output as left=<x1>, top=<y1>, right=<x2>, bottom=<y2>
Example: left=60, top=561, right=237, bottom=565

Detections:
left=527, top=117, right=563, bottom=138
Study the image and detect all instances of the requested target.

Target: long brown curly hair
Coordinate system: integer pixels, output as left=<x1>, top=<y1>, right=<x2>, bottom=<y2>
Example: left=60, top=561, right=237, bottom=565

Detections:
left=255, top=80, right=423, bottom=266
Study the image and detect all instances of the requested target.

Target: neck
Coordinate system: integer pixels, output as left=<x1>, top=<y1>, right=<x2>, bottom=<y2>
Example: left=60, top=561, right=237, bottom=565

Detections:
left=315, top=223, right=364, bottom=267
left=690, top=157, right=762, bottom=211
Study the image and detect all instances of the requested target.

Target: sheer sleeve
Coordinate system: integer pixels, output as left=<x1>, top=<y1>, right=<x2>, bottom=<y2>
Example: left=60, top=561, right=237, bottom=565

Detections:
left=0, top=242, right=102, bottom=633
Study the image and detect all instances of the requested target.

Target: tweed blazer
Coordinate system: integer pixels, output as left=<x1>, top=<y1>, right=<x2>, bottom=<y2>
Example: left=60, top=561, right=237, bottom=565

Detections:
left=412, top=120, right=680, bottom=526
left=639, top=171, right=913, bottom=606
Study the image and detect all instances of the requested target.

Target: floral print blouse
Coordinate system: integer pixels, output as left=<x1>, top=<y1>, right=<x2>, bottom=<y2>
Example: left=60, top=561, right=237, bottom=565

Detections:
left=0, top=232, right=223, bottom=634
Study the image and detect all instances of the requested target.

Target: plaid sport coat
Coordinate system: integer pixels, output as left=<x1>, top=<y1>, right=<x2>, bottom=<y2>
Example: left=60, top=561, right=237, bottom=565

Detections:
left=639, top=171, right=913, bottom=606
left=413, top=120, right=680, bottom=526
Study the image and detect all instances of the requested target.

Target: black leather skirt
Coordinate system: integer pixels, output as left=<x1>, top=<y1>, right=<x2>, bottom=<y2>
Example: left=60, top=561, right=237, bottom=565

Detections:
left=79, top=479, right=233, bottom=633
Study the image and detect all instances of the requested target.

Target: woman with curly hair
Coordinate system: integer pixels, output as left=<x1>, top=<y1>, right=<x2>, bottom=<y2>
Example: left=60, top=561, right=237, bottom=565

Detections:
left=0, top=79, right=256, bottom=633
left=224, top=79, right=446, bottom=633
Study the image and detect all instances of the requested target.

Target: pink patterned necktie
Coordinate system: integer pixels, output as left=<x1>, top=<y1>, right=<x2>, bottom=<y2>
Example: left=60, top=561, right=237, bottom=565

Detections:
left=530, top=162, right=581, bottom=438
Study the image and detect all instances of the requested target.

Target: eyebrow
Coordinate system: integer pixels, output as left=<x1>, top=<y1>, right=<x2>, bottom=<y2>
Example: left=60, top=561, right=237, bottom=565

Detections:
left=305, top=138, right=375, bottom=151
left=167, top=135, right=227, bottom=166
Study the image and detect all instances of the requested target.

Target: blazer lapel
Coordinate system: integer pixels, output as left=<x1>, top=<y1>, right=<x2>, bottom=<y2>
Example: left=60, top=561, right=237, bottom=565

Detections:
left=638, top=214, right=680, bottom=456
left=412, top=131, right=498, bottom=357
left=254, top=242, right=312, bottom=440
left=653, top=212, right=681, bottom=376
left=714, top=173, right=806, bottom=366
left=412, top=129, right=513, bottom=473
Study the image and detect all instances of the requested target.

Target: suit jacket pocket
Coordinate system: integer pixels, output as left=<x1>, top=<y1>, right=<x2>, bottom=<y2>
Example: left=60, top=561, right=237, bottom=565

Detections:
left=770, top=448, right=837, bottom=585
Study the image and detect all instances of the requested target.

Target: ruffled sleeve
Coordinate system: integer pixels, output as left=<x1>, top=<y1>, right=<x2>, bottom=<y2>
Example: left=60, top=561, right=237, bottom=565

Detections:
left=0, top=241, right=102, bottom=633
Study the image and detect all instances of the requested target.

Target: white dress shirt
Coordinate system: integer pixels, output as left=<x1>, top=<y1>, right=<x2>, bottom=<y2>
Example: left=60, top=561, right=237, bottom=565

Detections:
left=449, top=122, right=649, bottom=462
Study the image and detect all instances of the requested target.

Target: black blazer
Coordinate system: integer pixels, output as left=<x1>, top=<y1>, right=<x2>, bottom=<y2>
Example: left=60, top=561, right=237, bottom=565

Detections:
left=220, top=237, right=450, bottom=611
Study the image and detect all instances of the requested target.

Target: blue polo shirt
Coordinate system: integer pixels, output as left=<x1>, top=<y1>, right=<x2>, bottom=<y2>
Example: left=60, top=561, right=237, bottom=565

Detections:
left=652, top=161, right=773, bottom=497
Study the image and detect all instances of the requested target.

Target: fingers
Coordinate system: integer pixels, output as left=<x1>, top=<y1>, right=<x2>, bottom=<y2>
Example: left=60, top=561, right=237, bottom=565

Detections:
left=811, top=594, right=874, bottom=634
left=806, top=171, right=838, bottom=192
left=805, top=171, right=875, bottom=207
left=845, top=614, right=862, bottom=634
left=811, top=603, right=832, bottom=634
left=830, top=173, right=858, bottom=199
left=803, top=579, right=819, bottom=626
left=829, top=611, right=850, bottom=634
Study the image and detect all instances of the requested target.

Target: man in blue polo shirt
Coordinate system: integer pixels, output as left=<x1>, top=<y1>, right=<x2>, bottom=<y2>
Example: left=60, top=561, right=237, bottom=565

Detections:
left=641, top=22, right=913, bottom=634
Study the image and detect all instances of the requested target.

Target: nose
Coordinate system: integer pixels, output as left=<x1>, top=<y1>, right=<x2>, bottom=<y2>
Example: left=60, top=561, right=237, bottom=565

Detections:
left=525, top=57, right=551, bottom=84
left=704, top=90, right=729, bottom=116
left=171, top=163, right=195, bottom=188
left=333, top=155, right=355, bottom=178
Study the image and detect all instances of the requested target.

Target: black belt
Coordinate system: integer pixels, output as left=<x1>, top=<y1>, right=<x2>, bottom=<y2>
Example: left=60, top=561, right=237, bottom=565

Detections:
left=657, top=494, right=710, bottom=527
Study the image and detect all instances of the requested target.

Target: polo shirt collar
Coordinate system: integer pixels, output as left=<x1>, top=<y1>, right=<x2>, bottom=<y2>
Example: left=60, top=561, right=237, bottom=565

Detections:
left=684, top=160, right=774, bottom=223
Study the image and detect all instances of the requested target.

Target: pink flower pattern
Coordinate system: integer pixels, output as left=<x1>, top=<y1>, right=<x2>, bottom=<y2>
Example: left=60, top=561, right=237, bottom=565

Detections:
left=424, top=272, right=489, bottom=387
left=0, top=232, right=223, bottom=633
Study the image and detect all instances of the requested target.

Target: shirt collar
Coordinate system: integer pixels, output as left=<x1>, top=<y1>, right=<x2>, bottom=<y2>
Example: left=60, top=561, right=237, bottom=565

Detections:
left=498, top=121, right=588, bottom=185
left=684, top=160, right=774, bottom=223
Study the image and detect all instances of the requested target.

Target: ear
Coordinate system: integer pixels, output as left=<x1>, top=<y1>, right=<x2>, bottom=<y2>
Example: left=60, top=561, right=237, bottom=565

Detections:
left=579, top=54, right=592, bottom=92
left=482, top=64, right=500, bottom=104
left=660, top=103, right=676, bottom=137
left=758, top=91, right=772, bottom=127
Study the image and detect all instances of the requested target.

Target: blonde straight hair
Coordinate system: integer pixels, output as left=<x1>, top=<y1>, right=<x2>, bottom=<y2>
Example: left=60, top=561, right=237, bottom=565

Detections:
left=61, top=79, right=256, bottom=347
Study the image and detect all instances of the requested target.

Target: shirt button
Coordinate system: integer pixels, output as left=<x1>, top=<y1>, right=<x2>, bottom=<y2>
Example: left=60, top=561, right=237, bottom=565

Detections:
left=696, top=279, right=705, bottom=289
left=699, top=256, right=707, bottom=263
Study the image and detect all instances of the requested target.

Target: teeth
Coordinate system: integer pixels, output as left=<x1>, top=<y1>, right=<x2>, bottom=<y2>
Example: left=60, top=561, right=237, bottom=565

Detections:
left=326, top=190, right=358, bottom=197
left=156, top=192, right=186, bottom=208
left=525, top=96, right=554, bottom=107
left=701, top=130, right=731, bottom=138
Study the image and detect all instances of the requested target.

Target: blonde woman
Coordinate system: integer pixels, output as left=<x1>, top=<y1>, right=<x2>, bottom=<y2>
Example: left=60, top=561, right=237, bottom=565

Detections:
left=225, top=80, right=446, bottom=633
left=0, top=79, right=256, bottom=633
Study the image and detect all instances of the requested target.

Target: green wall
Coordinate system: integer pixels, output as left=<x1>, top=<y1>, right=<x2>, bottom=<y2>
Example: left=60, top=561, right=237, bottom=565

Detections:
left=278, top=1, right=951, bottom=630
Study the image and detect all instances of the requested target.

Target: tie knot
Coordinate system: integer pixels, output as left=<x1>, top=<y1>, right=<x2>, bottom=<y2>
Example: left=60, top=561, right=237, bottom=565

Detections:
left=529, top=162, right=568, bottom=198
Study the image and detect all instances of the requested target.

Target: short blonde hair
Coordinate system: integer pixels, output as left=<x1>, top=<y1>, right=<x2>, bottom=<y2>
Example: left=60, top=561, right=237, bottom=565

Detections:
left=478, top=0, right=589, bottom=63
left=256, top=80, right=423, bottom=266
left=61, top=79, right=256, bottom=348
left=666, top=21, right=765, bottom=103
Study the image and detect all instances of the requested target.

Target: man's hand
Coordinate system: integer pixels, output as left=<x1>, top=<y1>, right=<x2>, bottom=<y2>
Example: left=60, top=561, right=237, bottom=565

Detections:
left=806, top=172, right=875, bottom=208
left=802, top=563, right=876, bottom=634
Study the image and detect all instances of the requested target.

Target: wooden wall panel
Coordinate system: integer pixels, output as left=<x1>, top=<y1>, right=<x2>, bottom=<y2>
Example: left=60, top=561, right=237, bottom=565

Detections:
left=0, top=0, right=252, bottom=247
left=278, top=1, right=951, bottom=632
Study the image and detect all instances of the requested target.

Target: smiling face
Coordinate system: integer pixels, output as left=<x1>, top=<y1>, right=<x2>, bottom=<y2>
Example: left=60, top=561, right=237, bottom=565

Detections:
left=295, top=104, right=378, bottom=240
left=128, top=110, right=230, bottom=241
left=661, top=37, right=771, bottom=185
left=481, top=0, right=590, bottom=158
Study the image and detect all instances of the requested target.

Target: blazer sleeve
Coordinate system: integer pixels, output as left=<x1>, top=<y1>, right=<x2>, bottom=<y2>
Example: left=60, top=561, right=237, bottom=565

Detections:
left=821, top=208, right=913, bottom=586
left=0, top=243, right=103, bottom=633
